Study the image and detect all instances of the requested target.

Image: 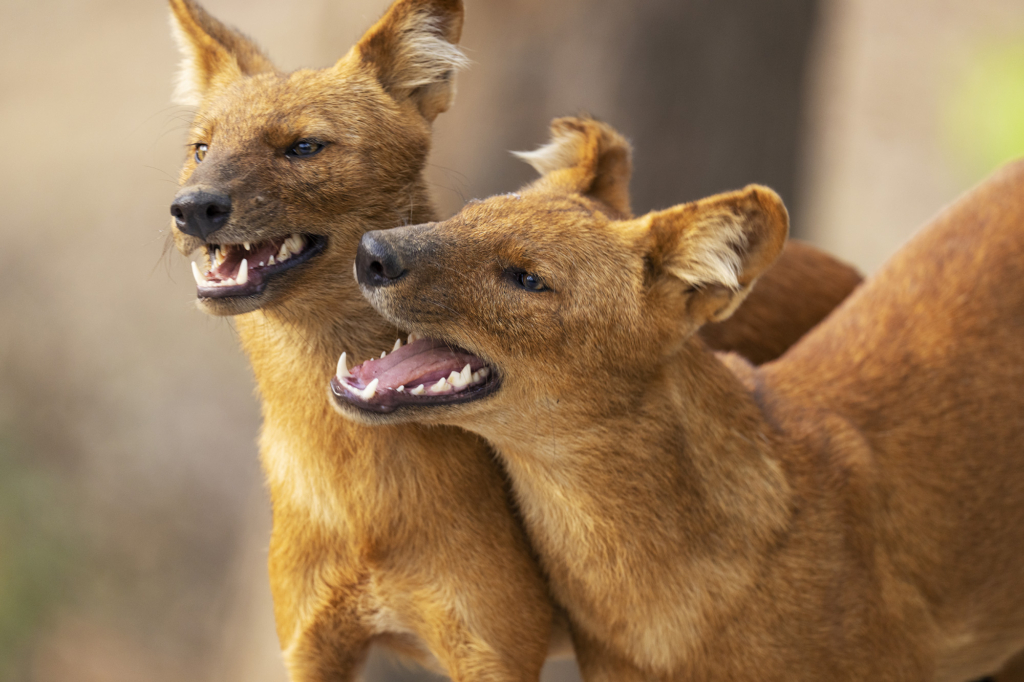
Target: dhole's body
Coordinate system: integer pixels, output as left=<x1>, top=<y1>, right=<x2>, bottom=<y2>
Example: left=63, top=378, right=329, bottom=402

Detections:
left=337, top=117, right=1024, bottom=681
left=168, top=2, right=861, bottom=677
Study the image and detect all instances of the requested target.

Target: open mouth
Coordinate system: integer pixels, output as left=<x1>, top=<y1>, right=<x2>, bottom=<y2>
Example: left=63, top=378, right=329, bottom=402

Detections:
left=190, top=233, right=326, bottom=298
left=330, top=334, right=499, bottom=413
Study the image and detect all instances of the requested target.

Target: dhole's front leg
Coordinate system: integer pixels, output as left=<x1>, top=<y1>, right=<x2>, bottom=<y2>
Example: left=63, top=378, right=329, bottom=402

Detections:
left=398, top=581, right=551, bottom=682
left=267, top=503, right=554, bottom=682
left=571, top=629, right=650, bottom=682
left=268, top=517, right=374, bottom=682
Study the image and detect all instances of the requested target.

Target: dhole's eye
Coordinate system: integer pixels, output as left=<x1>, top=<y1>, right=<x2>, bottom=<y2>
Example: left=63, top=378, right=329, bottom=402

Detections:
left=287, top=139, right=325, bottom=158
left=509, top=269, right=549, bottom=293
left=193, top=143, right=208, bottom=163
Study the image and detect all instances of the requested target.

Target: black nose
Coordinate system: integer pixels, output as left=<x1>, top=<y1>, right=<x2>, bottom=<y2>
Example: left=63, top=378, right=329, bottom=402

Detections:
left=170, top=190, right=232, bottom=239
left=357, top=231, right=407, bottom=287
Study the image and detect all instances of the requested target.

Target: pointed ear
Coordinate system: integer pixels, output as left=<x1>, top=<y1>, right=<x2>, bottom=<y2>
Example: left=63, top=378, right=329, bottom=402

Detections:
left=645, top=185, right=789, bottom=324
left=353, top=0, right=466, bottom=122
left=168, top=0, right=275, bottom=107
left=514, top=116, right=633, bottom=218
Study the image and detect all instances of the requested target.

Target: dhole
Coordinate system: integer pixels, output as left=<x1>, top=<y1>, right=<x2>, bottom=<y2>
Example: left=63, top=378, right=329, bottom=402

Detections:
left=167, top=0, right=860, bottom=676
left=336, top=116, right=1024, bottom=681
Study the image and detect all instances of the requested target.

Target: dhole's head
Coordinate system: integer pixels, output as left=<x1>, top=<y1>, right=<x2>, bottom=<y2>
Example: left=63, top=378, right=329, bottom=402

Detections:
left=328, top=116, right=788, bottom=429
left=168, top=0, right=464, bottom=316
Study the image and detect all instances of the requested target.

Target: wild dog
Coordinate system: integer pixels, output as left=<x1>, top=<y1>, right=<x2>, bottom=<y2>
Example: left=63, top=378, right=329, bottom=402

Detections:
left=334, top=116, right=1024, bottom=681
left=167, top=2, right=861, bottom=677
left=168, top=2, right=558, bottom=680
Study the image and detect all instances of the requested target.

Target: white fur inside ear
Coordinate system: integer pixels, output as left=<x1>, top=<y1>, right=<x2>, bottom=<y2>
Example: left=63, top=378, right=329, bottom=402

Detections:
left=666, top=214, right=749, bottom=290
left=512, top=128, right=587, bottom=176
left=389, top=10, right=469, bottom=92
left=169, top=14, right=202, bottom=107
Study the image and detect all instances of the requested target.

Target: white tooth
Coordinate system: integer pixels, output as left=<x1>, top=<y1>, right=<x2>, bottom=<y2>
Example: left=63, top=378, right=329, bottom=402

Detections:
left=392, top=338, right=402, bottom=351
left=447, top=370, right=462, bottom=385
left=380, top=351, right=387, bottom=359
left=407, top=332, right=422, bottom=343
left=430, top=378, right=450, bottom=394
left=410, top=384, right=426, bottom=395
left=288, top=235, right=303, bottom=252
left=259, top=261, right=265, bottom=267
left=396, top=385, right=405, bottom=392
left=471, top=371, right=480, bottom=383
left=191, top=261, right=205, bottom=286
left=478, top=367, right=490, bottom=379
left=244, top=242, right=250, bottom=251
left=461, top=364, right=472, bottom=384
left=336, top=352, right=351, bottom=379
left=268, top=255, right=276, bottom=265
left=278, top=243, right=290, bottom=261
left=360, top=378, right=379, bottom=401
left=237, top=258, right=249, bottom=285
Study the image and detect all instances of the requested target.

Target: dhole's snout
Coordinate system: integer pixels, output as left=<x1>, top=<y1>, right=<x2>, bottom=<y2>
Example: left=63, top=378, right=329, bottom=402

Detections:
left=356, top=230, right=410, bottom=287
left=170, top=188, right=232, bottom=239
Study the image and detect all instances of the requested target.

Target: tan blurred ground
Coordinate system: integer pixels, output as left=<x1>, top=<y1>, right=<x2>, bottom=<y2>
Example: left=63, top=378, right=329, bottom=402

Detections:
left=0, top=0, right=1022, bottom=680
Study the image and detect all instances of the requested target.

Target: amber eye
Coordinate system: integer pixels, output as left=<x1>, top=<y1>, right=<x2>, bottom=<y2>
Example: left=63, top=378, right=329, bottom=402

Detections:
left=511, top=270, right=549, bottom=292
left=193, top=143, right=208, bottom=163
left=287, top=139, right=325, bottom=158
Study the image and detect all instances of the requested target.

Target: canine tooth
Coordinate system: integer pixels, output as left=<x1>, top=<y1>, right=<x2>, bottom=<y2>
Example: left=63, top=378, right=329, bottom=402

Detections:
left=411, top=384, right=426, bottom=395
left=359, top=378, right=379, bottom=401
left=393, top=338, right=402, bottom=351
left=430, top=378, right=450, bottom=393
left=407, top=332, right=422, bottom=343
left=397, top=385, right=405, bottom=392
left=336, top=352, right=351, bottom=379
left=243, top=242, right=249, bottom=250
left=191, top=261, right=205, bottom=285
left=380, top=351, right=387, bottom=359
left=449, top=369, right=469, bottom=389
left=237, top=258, right=249, bottom=285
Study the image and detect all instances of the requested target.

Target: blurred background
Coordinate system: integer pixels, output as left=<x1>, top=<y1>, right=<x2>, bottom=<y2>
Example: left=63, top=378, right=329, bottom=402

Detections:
left=1, top=0, right=1023, bottom=679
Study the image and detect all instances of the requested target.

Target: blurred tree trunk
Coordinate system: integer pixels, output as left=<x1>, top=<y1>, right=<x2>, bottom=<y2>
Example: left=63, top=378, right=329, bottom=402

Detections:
left=431, top=0, right=821, bottom=236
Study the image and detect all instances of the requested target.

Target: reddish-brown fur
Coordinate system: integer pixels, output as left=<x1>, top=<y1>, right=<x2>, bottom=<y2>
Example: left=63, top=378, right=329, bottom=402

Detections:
left=342, top=116, right=1024, bottom=681
left=168, top=3, right=861, bottom=677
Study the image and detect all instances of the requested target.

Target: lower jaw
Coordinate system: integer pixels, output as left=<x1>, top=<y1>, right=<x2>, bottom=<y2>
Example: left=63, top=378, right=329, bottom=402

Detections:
left=196, top=290, right=271, bottom=316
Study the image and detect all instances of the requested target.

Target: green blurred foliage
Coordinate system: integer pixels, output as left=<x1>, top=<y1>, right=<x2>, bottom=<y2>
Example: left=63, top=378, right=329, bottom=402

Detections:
left=0, top=434, right=76, bottom=681
left=944, top=41, right=1024, bottom=178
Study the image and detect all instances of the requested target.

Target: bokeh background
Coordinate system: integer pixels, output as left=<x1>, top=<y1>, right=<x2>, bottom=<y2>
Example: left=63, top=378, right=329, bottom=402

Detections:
left=1, top=0, right=1023, bottom=680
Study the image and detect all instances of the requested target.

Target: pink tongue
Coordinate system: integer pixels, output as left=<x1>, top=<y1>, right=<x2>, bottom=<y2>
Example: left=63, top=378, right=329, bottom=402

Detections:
left=351, top=338, right=486, bottom=389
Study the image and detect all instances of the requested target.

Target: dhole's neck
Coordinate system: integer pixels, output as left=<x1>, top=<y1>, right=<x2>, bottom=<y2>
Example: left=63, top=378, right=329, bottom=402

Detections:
left=235, top=192, right=436, bottom=468
left=479, top=338, right=792, bottom=669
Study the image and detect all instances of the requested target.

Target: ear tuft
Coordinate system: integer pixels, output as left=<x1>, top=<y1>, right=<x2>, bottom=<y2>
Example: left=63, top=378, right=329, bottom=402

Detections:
left=514, top=116, right=633, bottom=218
left=647, top=185, right=789, bottom=323
left=512, top=121, right=590, bottom=177
left=168, top=0, right=274, bottom=107
left=355, top=0, right=467, bottom=121
left=665, top=212, right=750, bottom=290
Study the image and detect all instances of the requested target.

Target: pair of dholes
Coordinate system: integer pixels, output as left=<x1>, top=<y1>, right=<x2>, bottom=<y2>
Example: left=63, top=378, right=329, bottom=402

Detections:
left=168, top=0, right=1022, bottom=680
